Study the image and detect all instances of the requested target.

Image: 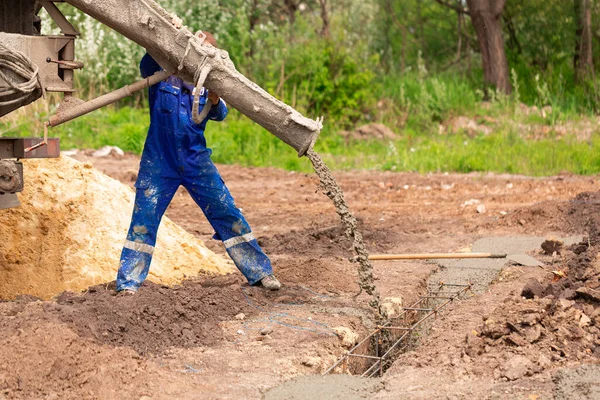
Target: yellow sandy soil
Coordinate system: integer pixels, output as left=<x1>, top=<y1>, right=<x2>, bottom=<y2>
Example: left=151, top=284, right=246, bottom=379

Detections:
left=0, top=156, right=233, bottom=299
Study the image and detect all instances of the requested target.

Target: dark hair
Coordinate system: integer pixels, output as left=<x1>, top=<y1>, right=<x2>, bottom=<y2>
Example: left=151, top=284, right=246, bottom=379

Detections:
left=201, top=31, right=218, bottom=48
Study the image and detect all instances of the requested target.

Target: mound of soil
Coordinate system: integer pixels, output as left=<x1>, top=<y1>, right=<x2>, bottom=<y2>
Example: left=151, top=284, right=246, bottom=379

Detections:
left=0, top=157, right=232, bottom=300
left=495, top=190, right=600, bottom=235
left=464, top=193, right=600, bottom=379
left=30, top=275, right=320, bottom=355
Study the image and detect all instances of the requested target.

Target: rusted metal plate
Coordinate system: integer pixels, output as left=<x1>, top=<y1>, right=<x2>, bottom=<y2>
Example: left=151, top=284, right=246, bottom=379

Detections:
left=0, top=193, right=20, bottom=210
left=0, top=137, right=60, bottom=158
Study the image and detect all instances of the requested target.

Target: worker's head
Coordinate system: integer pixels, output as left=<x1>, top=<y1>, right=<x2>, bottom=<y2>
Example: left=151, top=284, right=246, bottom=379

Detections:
left=198, top=31, right=218, bottom=48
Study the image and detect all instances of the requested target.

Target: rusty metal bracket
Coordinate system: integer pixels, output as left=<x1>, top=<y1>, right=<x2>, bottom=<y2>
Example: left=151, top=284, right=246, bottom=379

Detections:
left=0, top=137, right=60, bottom=159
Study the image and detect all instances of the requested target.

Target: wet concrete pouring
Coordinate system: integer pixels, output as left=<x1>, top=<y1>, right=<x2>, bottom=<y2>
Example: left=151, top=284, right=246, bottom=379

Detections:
left=2, top=151, right=600, bottom=398
left=306, top=149, right=382, bottom=313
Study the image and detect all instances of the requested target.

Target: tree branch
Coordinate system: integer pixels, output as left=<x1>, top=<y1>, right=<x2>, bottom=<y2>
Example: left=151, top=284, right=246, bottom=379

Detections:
left=432, top=0, right=470, bottom=15
left=384, top=0, right=419, bottom=46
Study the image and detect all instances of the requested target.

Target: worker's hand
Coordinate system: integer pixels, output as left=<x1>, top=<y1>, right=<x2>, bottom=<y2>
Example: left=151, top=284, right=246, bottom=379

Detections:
left=207, top=90, right=220, bottom=104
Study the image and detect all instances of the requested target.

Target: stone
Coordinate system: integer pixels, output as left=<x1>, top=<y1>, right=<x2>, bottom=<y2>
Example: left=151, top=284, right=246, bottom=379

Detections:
left=234, top=313, right=245, bottom=320
left=580, top=313, right=592, bottom=328
left=301, top=356, right=321, bottom=367
left=576, top=287, right=600, bottom=302
left=502, top=355, right=533, bottom=381
left=537, top=354, right=552, bottom=369
left=521, top=279, right=545, bottom=299
left=260, top=327, right=273, bottom=335
left=559, top=299, right=575, bottom=309
left=380, top=296, right=403, bottom=317
left=525, top=325, right=542, bottom=343
left=505, top=333, right=526, bottom=347
left=332, top=326, right=359, bottom=348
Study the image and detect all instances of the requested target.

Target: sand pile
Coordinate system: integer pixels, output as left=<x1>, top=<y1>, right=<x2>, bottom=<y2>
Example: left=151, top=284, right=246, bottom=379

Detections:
left=0, top=156, right=233, bottom=300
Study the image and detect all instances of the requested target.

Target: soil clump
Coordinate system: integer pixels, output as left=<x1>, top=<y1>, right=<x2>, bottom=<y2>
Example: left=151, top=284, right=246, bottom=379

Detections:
left=464, top=193, right=600, bottom=378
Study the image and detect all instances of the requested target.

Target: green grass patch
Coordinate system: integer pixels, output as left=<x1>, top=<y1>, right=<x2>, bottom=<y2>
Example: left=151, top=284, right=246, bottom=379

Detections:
left=2, top=106, right=600, bottom=176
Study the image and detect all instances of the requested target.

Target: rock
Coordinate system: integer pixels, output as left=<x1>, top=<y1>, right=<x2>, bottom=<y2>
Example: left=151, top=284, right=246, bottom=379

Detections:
left=559, top=299, right=575, bottom=309
left=380, top=297, right=403, bottom=317
left=580, top=313, right=592, bottom=327
left=525, top=325, right=542, bottom=343
left=482, top=319, right=510, bottom=339
left=576, top=287, right=600, bottom=302
left=541, top=238, right=563, bottom=255
left=260, top=327, right=273, bottom=335
left=502, top=355, right=533, bottom=381
left=234, top=313, right=245, bottom=320
left=561, top=288, right=577, bottom=300
left=520, top=313, right=541, bottom=326
left=332, top=326, right=359, bottom=348
left=476, top=205, right=486, bottom=214
left=301, top=356, right=321, bottom=367
left=537, top=354, right=552, bottom=369
left=505, top=333, right=527, bottom=347
left=446, top=116, right=492, bottom=136
left=521, top=279, right=545, bottom=299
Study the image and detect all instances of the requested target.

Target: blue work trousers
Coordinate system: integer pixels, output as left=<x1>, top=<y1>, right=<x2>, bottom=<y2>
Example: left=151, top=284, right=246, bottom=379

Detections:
left=116, top=166, right=273, bottom=291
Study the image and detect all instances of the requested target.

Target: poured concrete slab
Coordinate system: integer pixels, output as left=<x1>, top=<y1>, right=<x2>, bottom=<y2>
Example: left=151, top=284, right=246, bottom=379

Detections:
left=432, top=236, right=582, bottom=292
left=264, top=375, right=381, bottom=400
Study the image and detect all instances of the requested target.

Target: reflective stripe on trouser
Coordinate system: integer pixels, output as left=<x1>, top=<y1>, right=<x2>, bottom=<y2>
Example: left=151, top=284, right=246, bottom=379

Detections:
left=184, top=170, right=272, bottom=285
left=116, top=180, right=179, bottom=291
left=116, top=166, right=273, bottom=290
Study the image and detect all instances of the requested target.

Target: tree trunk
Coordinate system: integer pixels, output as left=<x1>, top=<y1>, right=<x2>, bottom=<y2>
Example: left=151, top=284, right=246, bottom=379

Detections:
left=246, top=0, right=260, bottom=58
left=465, top=0, right=511, bottom=93
left=318, top=0, right=330, bottom=38
left=283, top=0, right=298, bottom=25
left=574, top=0, right=594, bottom=82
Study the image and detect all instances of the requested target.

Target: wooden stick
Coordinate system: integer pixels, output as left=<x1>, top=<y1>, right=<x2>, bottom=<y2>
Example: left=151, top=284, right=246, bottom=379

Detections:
left=368, top=253, right=507, bottom=261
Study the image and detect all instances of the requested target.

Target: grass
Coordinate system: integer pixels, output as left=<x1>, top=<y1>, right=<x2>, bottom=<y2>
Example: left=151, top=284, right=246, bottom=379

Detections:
left=0, top=81, right=600, bottom=176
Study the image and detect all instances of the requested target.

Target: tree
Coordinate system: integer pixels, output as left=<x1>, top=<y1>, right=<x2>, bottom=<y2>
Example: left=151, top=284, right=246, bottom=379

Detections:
left=432, top=0, right=510, bottom=93
left=574, top=0, right=594, bottom=82
left=464, top=0, right=511, bottom=93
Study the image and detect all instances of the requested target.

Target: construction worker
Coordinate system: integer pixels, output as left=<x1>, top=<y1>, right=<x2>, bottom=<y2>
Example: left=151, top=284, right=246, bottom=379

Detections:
left=116, top=31, right=281, bottom=293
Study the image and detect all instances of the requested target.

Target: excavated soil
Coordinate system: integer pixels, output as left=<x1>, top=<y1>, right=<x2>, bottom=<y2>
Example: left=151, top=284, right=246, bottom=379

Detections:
left=2, top=150, right=600, bottom=399
left=0, top=156, right=231, bottom=300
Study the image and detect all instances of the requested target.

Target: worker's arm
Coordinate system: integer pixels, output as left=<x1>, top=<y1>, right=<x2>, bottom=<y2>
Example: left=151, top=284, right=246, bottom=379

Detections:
left=207, top=91, right=228, bottom=121
left=139, top=53, right=162, bottom=78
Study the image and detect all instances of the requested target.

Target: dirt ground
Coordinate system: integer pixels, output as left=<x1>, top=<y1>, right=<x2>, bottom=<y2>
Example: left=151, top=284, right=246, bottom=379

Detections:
left=1, top=149, right=600, bottom=399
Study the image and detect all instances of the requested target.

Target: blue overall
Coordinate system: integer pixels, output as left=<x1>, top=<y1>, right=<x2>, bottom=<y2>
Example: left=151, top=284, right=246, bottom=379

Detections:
left=116, top=54, right=273, bottom=291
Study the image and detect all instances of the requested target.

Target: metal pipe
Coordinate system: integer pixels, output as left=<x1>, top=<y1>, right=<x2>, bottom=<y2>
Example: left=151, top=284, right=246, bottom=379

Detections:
left=48, top=70, right=168, bottom=127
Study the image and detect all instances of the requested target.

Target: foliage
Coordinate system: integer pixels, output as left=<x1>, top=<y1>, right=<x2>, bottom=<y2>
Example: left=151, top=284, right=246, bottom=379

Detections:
left=8, top=0, right=600, bottom=178
left=3, top=106, right=600, bottom=177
